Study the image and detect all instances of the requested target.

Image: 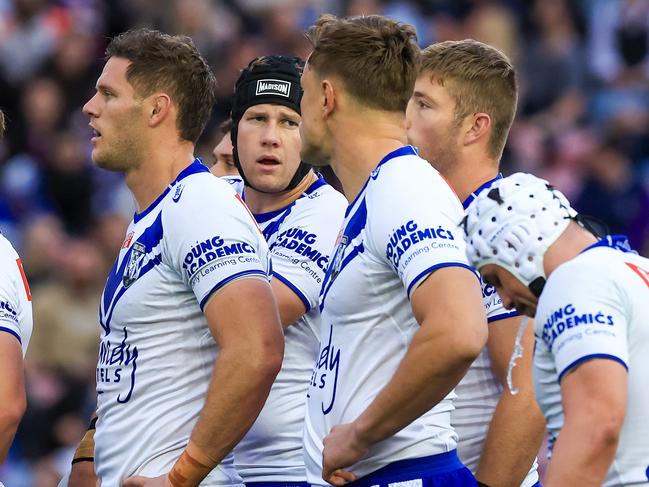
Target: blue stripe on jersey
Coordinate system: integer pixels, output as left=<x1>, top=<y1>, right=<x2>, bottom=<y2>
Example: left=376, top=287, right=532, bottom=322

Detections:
left=100, top=212, right=165, bottom=335
left=406, top=262, right=476, bottom=298
left=199, top=269, right=268, bottom=311
left=319, top=198, right=368, bottom=308
left=319, top=242, right=364, bottom=312
left=0, top=326, right=21, bottom=344
left=102, top=254, right=163, bottom=335
left=488, top=310, right=520, bottom=323
left=558, top=353, right=628, bottom=383
left=261, top=205, right=295, bottom=242
left=273, top=271, right=311, bottom=312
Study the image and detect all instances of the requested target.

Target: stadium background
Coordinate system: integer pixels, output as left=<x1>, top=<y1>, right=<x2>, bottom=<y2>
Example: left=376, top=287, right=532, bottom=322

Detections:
left=0, top=0, right=647, bottom=485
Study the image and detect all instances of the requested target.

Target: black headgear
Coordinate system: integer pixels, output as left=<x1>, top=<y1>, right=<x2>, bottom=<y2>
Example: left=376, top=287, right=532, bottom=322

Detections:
left=230, top=55, right=311, bottom=193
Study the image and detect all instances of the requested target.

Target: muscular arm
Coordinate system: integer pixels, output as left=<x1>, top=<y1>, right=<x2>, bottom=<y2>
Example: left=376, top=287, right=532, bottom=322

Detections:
left=270, top=278, right=307, bottom=328
left=475, top=316, right=545, bottom=487
left=323, top=267, right=487, bottom=481
left=0, top=332, right=25, bottom=461
left=544, top=359, right=626, bottom=487
left=182, top=277, right=284, bottom=475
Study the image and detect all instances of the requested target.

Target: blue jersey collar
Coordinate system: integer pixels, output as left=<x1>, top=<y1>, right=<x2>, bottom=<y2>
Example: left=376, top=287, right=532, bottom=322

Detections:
left=462, top=173, right=503, bottom=210
left=582, top=235, right=637, bottom=255
left=134, top=158, right=208, bottom=223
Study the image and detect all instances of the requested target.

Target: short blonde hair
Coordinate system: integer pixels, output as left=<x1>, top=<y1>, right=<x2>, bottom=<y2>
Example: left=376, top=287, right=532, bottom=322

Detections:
left=421, top=39, right=517, bottom=159
left=306, top=14, right=420, bottom=112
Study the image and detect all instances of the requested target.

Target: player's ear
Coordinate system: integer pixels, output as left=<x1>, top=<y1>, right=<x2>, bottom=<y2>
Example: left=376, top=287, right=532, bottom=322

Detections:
left=463, top=112, right=491, bottom=148
left=322, top=79, right=335, bottom=119
left=148, top=93, right=172, bottom=128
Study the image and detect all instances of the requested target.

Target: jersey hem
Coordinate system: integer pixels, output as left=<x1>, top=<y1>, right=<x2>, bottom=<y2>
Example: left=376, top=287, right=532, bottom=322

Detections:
left=407, top=262, right=476, bottom=298
left=272, top=271, right=311, bottom=312
left=0, top=326, right=21, bottom=344
left=558, top=353, right=628, bottom=382
left=199, top=270, right=269, bottom=310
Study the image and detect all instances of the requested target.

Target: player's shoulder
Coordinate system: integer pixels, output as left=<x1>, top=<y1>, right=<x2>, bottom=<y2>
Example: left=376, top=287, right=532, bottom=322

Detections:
left=0, top=233, right=20, bottom=267
left=165, top=170, right=239, bottom=213
left=295, top=180, right=347, bottom=216
left=539, top=249, right=617, bottom=316
left=367, top=149, right=460, bottom=207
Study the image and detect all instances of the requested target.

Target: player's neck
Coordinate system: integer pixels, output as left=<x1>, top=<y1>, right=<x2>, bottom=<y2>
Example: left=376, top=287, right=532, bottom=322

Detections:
left=245, top=171, right=317, bottom=214
left=330, top=112, right=407, bottom=203
left=444, top=153, right=500, bottom=204
left=125, top=139, right=196, bottom=214
left=543, top=221, right=599, bottom=277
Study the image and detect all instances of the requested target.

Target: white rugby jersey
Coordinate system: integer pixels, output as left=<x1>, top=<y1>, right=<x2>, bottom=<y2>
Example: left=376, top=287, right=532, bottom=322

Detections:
left=235, top=176, right=346, bottom=482
left=94, top=160, right=270, bottom=487
left=452, top=178, right=539, bottom=487
left=304, top=146, right=474, bottom=483
left=221, top=175, right=244, bottom=196
left=534, top=236, right=649, bottom=486
left=0, top=234, right=32, bottom=356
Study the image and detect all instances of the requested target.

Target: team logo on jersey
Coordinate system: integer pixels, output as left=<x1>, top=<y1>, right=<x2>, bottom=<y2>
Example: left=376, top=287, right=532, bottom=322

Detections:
left=327, top=235, right=349, bottom=285
left=255, top=79, right=290, bottom=98
left=123, top=242, right=146, bottom=288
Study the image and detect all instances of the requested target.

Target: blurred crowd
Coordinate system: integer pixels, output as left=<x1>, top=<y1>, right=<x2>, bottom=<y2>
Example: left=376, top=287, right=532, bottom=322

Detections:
left=0, top=0, right=647, bottom=485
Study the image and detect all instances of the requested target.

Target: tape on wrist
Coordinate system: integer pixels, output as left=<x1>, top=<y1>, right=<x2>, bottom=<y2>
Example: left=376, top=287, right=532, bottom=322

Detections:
left=71, top=416, right=97, bottom=464
left=168, top=441, right=216, bottom=487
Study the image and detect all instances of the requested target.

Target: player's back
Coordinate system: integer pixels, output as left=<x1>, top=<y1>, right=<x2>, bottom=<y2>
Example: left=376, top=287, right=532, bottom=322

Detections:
left=94, top=161, right=270, bottom=486
left=0, top=234, right=32, bottom=356
left=304, top=147, right=470, bottom=483
left=235, top=177, right=346, bottom=483
left=534, top=240, right=649, bottom=486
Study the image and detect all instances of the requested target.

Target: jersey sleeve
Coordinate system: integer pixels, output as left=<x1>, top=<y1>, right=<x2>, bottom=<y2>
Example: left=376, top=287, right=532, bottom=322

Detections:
left=269, top=189, right=346, bottom=312
left=0, top=251, right=28, bottom=346
left=535, top=261, right=629, bottom=382
left=367, top=157, right=474, bottom=298
left=163, top=177, right=270, bottom=310
left=482, top=279, right=520, bottom=323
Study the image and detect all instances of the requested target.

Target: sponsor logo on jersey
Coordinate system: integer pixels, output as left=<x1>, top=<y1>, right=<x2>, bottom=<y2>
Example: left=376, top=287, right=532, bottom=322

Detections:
left=97, top=326, right=139, bottom=403
left=541, top=303, right=615, bottom=350
left=0, top=300, right=17, bottom=317
left=270, top=227, right=329, bottom=272
left=122, top=231, right=134, bottom=249
left=172, top=184, right=184, bottom=203
left=255, top=78, right=290, bottom=98
left=309, top=323, right=340, bottom=415
left=182, top=236, right=255, bottom=279
left=123, top=242, right=146, bottom=288
left=386, top=220, right=457, bottom=268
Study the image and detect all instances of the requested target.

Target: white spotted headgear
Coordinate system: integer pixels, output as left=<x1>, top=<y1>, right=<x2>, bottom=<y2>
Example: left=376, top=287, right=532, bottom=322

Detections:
left=463, top=172, right=577, bottom=296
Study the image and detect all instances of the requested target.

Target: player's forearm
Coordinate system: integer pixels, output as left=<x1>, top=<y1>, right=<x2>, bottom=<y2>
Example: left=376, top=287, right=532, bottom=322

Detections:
left=354, top=323, right=484, bottom=446
left=0, top=398, right=25, bottom=461
left=187, top=344, right=283, bottom=467
left=475, top=390, right=545, bottom=487
left=544, top=416, right=619, bottom=486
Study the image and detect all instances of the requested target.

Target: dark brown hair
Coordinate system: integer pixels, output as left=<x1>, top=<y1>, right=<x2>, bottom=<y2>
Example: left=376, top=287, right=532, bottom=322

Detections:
left=421, top=39, right=518, bottom=159
left=106, top=28, right=217, bottom=143
left=306, top=14, right=420, bottom=112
